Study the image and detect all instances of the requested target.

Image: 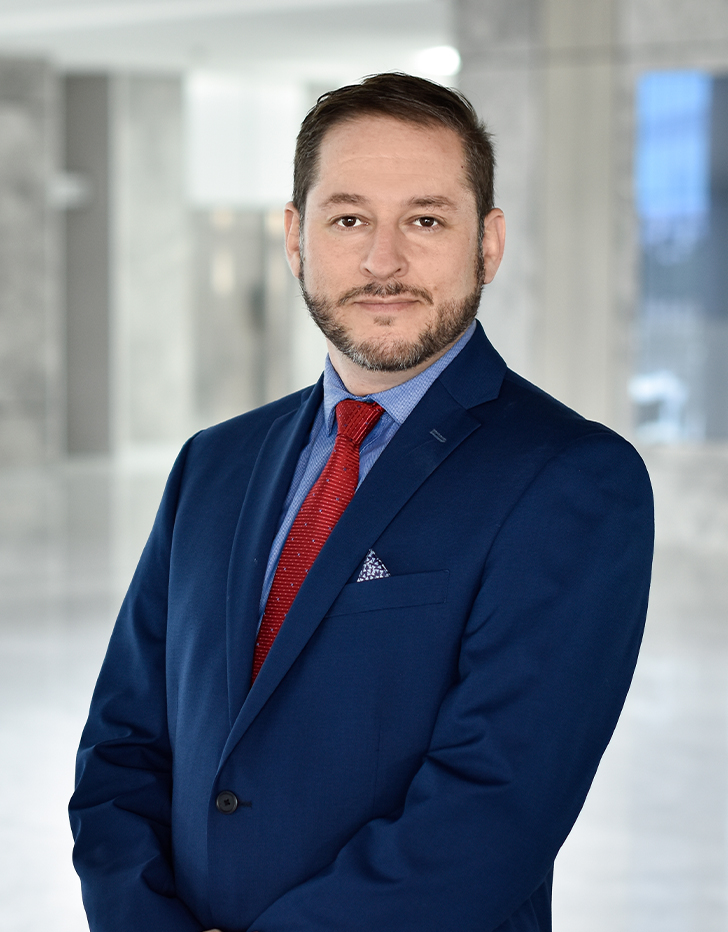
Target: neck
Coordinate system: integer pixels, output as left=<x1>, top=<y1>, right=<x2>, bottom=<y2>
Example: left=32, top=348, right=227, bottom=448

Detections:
left=326, top=340, right=456, bottom=396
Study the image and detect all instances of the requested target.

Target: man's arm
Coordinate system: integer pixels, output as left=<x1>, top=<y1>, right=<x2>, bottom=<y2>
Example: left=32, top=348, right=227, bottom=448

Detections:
left=69, top=439, right=204, bottom=932
left=250, top=432, right=654, bottom=932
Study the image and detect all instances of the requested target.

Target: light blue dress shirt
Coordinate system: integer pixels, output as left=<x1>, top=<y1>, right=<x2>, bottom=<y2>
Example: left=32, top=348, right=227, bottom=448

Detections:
left=258, top=321, right=476, bottom=616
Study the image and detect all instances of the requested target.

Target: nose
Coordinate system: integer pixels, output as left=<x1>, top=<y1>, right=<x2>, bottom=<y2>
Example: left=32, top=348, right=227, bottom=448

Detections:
left=360, top=225, right=408, bottom=281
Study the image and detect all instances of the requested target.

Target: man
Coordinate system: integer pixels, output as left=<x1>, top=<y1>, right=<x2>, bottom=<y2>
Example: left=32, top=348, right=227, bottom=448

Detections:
left=70, top=73, right=653, bottom=932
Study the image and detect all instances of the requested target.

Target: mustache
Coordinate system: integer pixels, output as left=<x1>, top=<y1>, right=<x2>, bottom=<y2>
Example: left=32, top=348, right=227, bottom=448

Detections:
left=336, top=281, right=434, bottom=307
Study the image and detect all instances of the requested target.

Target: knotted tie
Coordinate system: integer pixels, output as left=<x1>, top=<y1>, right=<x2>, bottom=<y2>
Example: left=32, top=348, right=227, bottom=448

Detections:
left=251, top=399, right=384, bottom=683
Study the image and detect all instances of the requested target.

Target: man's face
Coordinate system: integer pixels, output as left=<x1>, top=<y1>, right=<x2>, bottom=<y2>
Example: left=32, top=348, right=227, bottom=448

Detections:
left=284, top=115, right=505, bottom=377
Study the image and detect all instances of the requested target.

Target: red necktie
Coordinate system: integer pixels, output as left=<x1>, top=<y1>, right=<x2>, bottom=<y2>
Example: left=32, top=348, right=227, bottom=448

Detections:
left=251, top=399, right=384, bottom=683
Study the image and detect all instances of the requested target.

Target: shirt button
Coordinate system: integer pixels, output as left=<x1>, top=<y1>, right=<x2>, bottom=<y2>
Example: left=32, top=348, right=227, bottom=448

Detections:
left=216, top=791, right=239, bottom=814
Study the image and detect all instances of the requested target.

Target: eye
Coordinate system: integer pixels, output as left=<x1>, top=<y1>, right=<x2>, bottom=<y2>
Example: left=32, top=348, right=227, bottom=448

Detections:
left=334, top=216, right=363, bottom=228
left=413, top=216, right=440, bottom=228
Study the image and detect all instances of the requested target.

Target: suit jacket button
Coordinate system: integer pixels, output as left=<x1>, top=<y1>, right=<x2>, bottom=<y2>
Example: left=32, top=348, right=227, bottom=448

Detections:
left=216, top=791, right=238, bottom=814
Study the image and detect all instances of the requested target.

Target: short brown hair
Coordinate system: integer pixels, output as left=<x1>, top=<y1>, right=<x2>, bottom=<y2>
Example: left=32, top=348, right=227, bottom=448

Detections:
left=292, top=72, right=495, bottom=224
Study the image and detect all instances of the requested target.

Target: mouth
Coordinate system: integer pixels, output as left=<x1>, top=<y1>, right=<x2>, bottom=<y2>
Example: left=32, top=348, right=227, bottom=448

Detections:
left=338, top=284, right=434, bottom=308
left=354, top=297, right=421, bottom=308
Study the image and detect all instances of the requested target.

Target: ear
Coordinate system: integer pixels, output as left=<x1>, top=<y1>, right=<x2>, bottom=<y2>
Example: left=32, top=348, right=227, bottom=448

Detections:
left=481, top=208, right=506, bottom=284
left=284, top=202, right=302, bottom=279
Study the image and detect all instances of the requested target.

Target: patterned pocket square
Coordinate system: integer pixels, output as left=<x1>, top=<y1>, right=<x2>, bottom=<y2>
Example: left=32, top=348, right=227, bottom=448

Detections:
left=356, top=549, right=391, bottom=582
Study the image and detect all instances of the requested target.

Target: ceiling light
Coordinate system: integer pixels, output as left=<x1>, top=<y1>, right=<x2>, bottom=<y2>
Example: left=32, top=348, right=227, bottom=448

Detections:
left=412, top=46, right=461, bottom=77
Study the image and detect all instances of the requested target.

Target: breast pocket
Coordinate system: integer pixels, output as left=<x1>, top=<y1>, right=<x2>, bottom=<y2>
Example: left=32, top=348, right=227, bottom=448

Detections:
left=326, top=569, right=450, bottom=618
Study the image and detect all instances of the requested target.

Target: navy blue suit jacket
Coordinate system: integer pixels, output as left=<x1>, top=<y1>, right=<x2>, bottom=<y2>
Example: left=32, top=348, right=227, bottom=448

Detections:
left=70, top=323, right=654, bottom=931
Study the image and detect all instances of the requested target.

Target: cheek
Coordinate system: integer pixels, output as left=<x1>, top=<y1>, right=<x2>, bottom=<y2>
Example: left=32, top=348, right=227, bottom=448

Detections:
left=419, top=239, right=476, bottom=282
left=305, top=245, right=356, bottom=290
left=425, top=263, right=473, bottom=298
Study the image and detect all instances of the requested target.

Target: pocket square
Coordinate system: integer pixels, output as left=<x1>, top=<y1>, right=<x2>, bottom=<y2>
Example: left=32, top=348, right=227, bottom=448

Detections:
left=356, top=549, right=391, bottom=582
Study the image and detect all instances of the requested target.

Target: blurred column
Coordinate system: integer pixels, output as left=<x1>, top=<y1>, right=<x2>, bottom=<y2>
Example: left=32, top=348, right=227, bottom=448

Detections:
left=64, top=75, right=111, bottom=455
left=455, top=0, right=542, bottom=381
left=0, top=58, right=62, bottom=466
left=192, top=208, right=267, bottom=425
left=185, top=74, right=325, bottom=424
left=456, top=0, right=631, bottom=431
left=191, top=205, right=325, bottom=430
left=537, top=0, right=626, bottom=430
left=111, top=75, right=192, bottom=456
left=64, top=74, right=193, bottom=458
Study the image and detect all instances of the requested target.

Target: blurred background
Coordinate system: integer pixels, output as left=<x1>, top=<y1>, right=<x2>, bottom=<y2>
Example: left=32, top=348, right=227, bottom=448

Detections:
left=0, top=0, right=727, bottom=929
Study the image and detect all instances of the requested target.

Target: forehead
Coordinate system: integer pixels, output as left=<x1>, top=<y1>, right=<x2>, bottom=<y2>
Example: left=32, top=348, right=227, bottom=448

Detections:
left=309, top=115, right=472, bottom=207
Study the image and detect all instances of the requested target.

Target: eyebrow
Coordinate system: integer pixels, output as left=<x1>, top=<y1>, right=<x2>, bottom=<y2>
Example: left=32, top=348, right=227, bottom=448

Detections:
left=320, top=193, right=459, bottom=211
left=321, top=193, right=367, bottom=208
left=406, top=196, right=459, bottom=210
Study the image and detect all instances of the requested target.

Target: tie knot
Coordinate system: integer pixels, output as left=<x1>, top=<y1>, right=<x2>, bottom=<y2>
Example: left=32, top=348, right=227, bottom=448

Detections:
left=335, top=399, right=384, bottom=447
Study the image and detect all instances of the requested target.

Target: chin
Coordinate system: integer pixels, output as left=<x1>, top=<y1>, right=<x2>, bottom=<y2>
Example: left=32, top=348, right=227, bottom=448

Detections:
left=324, top=317, right=472, bottom=372
left=304, top=295, right=481, bottom=375
left=340, top=338, right=434, bottom=373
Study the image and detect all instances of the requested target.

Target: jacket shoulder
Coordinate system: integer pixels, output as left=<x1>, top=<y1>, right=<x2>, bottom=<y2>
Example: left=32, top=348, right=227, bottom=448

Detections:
left=498, top=367, right=626, bottom=442
left=471, top=367, right=650, bottom=485
left=162, top=383, right=320, bottom=497
left=192, top=383, right=316, bottom=455
left=202, top=384, right=316, bottom=443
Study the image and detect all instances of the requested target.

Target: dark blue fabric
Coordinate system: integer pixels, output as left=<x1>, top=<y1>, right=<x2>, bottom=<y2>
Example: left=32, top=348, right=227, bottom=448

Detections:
left=69, top=322, right=654, bottom=932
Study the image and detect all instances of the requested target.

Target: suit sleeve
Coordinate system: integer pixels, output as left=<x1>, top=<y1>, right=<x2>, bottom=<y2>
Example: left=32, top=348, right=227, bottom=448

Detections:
left=69, top=438, right=204, bottom=932
left=250, top=431, right=654, bottom=932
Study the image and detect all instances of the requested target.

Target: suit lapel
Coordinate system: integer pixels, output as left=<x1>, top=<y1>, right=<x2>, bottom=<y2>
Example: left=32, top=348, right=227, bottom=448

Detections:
left=219, top=377, right=486, bottom=767
left=224, top=380, right=323, bottom=726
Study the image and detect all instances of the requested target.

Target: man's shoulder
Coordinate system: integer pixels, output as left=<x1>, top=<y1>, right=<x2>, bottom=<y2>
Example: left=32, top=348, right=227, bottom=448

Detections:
left=198, top=384, right=317, bottom=446
left=469, top=365, right=647, bottom=475
left=178, top=382, right=320, bottom=482
left=497, top=367, right=594, bottom=434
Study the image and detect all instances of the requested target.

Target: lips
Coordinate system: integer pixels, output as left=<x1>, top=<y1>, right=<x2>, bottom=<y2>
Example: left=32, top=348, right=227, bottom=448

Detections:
left=338, top=284, right=434, bottom=306
left=355, top=298, right=420, bottom=306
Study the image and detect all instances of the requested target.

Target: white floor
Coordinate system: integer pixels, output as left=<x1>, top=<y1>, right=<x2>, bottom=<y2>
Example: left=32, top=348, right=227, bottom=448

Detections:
left=1, top=449, right=727, bottom=932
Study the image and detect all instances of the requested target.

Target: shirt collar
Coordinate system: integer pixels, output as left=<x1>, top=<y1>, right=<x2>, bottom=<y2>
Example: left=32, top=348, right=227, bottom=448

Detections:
left=322, top=320, right=477, bottom=434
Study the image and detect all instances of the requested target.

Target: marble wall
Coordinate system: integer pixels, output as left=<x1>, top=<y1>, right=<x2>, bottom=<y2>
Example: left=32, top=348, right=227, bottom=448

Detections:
left=192, top=209, right=268, bottom=427
left=623, top=0, right=728, bottom=52
left=190, top=207, right=325, bottom=433
left=64, top=75, right=111, bottom=456
left=110, top=75, right=193, bottom=455
left=455, top=0, right=541, bottom=384
left=63, top=73, right=195, bottom=459
left=0, top=59, right=61, bottom=466
left=456, top=0, right=630, bottom=430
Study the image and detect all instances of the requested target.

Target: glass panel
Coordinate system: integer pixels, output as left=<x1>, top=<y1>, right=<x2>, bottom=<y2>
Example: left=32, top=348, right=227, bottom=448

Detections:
left=633, top=70, right=728, bottom=443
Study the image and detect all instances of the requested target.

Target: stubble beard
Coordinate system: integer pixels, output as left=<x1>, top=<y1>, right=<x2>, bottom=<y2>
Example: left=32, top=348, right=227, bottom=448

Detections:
left=299, top=255, right=485, bottom=373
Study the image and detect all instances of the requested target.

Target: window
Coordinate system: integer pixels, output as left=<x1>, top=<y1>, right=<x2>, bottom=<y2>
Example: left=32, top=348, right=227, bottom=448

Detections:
left=632, top=71, right=728, bottom=442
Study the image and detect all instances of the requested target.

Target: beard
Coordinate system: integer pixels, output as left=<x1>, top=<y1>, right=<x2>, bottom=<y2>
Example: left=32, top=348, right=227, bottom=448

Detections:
left=300, top=257, right=484, bottom=373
